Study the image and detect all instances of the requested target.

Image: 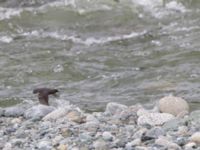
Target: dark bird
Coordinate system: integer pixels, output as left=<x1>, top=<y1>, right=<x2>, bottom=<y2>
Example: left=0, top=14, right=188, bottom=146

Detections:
left=33, top=88, right=59, bottom=105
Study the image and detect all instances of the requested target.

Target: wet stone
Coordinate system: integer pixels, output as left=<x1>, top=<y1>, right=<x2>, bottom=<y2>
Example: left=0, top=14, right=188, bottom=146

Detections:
left=144, top=127, right=165, bottom=139
left=4, top=106, right=25, bottom=117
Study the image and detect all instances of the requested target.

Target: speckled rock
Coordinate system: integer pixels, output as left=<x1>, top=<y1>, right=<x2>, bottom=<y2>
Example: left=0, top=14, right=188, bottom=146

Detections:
left=159, top=95, right=189, bottom=116
left=57, top=144, right=68, bottom=150
left=93, top=139, right=107, bottom=150
left=125, top=139, right=141, bottom=149
left=52, top=135, right=63, bottom=146
left=102, top=131, right=113, bottom=141
left=82, top=122, right=99, bottom=133
left=66, top=110, right=85, bottom=123
left=135, top=146, right=149, bottom=150
left=10, top=138, right=24, bottom=147
left=137, top=113, right=174, bottom=126
left=11, top=118, right=22, bottom=124
left=177, top=126, right=188, bottom=136
left=137, top=108, right=150, bottom=117
left=79, top=132, right=92, bottom=142
left=105, top=102, right=128, bottom=116
left=24, top=105, right=55, bottom=120
left=38, top=140, right=52, bottom=150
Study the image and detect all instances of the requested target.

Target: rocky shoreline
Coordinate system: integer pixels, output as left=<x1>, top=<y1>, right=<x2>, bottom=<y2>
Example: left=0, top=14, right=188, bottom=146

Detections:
left=0, top=95, right=200, bottom=150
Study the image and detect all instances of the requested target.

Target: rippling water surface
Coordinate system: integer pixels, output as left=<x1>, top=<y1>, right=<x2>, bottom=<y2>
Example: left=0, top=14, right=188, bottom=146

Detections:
left=0, top=0, right=200, bottom=111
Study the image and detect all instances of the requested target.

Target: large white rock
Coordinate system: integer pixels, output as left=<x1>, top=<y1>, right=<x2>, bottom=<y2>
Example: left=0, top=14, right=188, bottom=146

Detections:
left=43, top=106, right=71, bottom=121
left=190, top=132, right=200, bottom=144
left=137, top=113, right=174, bottom=126
left=159, top=95, right=189, bottom=116
left=24, top=105, right=55, bottom=120
left=105, top=102, right=128, bottom=116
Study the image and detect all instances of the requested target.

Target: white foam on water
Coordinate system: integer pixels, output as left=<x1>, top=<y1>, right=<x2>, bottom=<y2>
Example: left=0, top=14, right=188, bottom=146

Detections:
left=165, top=1, right=186, bottom=13
left=0, top=7, right=22, bottom=20
left=53, top=64, right=64, bottom=73
left=38, top=0, right=113, bottom=15
left=0, top=36, right=13, bottom=43
left=131, top=0, right=188, bottom=19
left=175, top=26, right=200, bottom=32
left=0, top=0, right=189, bottom=21
left=61, top=30, right=146, bottom=46
left=40, top=0, right=76, bottom=9
left=132, top=0, right=163, bottom=8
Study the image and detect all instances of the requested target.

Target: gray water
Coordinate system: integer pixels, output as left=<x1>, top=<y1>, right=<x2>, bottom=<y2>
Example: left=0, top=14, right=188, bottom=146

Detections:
left=0, top=0, right=200, bottom=111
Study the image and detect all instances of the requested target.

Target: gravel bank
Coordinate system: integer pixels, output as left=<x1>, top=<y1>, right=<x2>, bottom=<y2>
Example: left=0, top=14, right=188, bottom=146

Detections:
left=1, top=96, right=200, bottom=150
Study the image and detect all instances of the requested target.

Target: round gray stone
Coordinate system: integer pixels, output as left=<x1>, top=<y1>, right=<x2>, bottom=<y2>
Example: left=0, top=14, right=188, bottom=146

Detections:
left=159, top=95, right=189, bottom=116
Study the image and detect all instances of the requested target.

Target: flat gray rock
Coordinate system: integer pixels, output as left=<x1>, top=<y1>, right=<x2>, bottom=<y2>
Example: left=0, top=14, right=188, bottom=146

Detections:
left=24, top=105, right=55, bottom=120
left=105, top=102, right=128, bottom=116
left=189, top=110, right=200, bottom=124
left=4, top=106, right=26, bottom=117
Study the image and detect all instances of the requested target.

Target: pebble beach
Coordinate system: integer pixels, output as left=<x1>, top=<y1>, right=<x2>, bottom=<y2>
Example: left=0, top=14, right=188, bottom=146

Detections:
left=1, top=95, right=200, bottom=150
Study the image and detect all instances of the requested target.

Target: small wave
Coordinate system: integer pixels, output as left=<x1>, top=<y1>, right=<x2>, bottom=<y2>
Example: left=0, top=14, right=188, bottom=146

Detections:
left=20, top=30, right=146, bottom=46
left=51, top=30, right=147, bottom=46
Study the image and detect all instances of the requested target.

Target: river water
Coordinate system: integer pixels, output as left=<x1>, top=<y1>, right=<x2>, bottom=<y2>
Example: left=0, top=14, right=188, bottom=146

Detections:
left=0, top=0, right=199, bottom=111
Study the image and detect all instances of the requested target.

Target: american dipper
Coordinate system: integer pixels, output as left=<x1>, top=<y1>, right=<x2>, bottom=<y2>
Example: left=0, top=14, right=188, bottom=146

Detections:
left=33, top=88, right=59, bottom=105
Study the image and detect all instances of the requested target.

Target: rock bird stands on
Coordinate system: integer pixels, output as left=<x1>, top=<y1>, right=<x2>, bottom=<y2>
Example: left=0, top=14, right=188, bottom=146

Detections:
left=33, top=88, right=59, bottom=105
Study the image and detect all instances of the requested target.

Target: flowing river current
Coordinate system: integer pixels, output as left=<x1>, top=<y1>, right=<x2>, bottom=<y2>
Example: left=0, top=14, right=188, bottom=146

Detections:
left=0, top=0, right=200, bottom=111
